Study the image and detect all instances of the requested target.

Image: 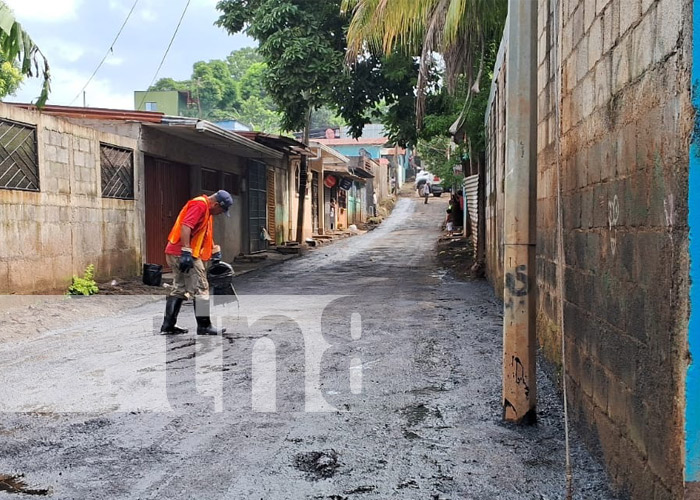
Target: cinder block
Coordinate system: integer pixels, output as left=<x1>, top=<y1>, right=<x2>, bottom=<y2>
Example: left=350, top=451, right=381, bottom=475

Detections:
left=588, top=17, right=603, bottom=69
left=630, top=10, right=654, bottom=80
left=595, top=54, right=612, bottom=109
left=619, top=0, right=641, bottom=35
left=584, top=1, right=596, bottom=32
left=654, top=0, right=683, bottom=63
left=577, top=37, right=590, bottom=82
left=573, top=4, right=585, bottom=46
left=612, top=35, right=631, bottom=94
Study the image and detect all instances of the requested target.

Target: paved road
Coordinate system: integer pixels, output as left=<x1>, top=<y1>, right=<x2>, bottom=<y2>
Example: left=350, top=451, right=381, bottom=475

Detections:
left=0, top=196, right=619, bottom=499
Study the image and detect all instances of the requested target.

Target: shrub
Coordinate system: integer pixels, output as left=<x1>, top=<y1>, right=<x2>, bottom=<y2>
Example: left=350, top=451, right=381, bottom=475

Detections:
left=67, top=264, right=99, bottom=296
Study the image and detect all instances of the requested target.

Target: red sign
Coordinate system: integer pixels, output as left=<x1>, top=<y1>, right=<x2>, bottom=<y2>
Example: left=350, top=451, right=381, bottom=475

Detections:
left=324, top=175, right=337, bottom=188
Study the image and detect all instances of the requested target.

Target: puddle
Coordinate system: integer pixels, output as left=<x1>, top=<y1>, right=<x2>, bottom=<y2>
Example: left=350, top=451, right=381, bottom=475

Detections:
left=0, top=474, right=49, bottom=496
left=293, top=450, right=340, bottom=480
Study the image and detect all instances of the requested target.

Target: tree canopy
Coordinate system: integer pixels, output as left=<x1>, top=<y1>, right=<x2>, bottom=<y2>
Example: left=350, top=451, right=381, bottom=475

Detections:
left=0, top=1, right=50, bottom=105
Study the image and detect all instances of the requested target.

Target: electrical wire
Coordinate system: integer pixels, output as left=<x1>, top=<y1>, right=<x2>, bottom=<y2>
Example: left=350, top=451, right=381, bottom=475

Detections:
left=69, top=0, right=140, bottom=106
left=136, top=0, right=192, bottom=111
left=553, top=0, right=574, bottom=498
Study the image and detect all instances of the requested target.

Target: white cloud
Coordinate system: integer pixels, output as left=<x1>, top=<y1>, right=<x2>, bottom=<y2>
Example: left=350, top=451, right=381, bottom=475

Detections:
left=7, top=65, right=134, bottom=110
left=139, top=8, right=158, bottom=22
left=4, top=0, right=83, bottom=23
left=103, top=56, right=125, bottom=67
left=41, top=38, right=89, bottom=63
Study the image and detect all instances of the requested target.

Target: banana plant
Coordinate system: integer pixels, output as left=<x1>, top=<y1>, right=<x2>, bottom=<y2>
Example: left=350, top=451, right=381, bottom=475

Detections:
left=0, top=1, right=50, bottom=106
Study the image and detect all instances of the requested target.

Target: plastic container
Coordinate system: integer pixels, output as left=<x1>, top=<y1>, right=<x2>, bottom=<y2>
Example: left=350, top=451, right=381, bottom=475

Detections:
left=142, top=263, right=163, bottom=286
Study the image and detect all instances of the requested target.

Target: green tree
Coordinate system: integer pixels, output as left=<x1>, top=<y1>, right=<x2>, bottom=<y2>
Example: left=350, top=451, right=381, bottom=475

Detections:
left=149, top=77, right=190, bottom=92
left=343, top=0, right=507, bottom=126
left=192, top=59, right=240, bottom=119
left=216, top=0, right=347, bottom=133
left=238, top=95, right=283, bottom=133
left=227, top=46, right=263, bottom=80
left=0, top=60, right=22, bottom=97
left=0, top=1, right=50, bottom=105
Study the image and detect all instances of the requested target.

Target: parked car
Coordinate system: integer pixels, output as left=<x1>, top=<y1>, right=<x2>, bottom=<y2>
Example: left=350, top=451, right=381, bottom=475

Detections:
left=430, top=183, right=443, bottom=197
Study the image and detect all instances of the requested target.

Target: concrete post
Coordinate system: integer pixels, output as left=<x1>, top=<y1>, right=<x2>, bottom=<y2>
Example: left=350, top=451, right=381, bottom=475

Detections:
left=502, top=0, right=537, bottom=424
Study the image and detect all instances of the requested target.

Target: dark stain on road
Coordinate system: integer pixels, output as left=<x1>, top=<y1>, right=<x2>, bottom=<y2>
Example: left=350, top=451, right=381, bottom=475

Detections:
left=293, top=450, right=341, bottom=480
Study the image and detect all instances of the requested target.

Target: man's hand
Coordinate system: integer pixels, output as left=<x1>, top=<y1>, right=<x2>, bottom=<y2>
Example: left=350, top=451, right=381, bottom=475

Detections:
left=179, top=248, right=194, bottom=273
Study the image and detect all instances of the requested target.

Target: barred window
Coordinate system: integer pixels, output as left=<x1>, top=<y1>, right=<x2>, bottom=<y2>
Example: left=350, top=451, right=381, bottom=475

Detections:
left=201, top=168, right=219, bottom=193
left=0, top=119, right=39, bottom=192
left=100, top=143, right=134, bottom=199
left=223, top=172, right=240, bottom=196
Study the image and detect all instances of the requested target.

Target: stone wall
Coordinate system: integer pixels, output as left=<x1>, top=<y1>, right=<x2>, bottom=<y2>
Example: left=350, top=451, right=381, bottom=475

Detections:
left=535, top=0, right=691, bottom=498
left=0, top=104, right=141, bottom=293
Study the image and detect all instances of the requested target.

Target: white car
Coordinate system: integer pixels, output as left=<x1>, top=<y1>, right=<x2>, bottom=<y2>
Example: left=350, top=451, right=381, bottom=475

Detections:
left=415, top=171, right=443, bottom=196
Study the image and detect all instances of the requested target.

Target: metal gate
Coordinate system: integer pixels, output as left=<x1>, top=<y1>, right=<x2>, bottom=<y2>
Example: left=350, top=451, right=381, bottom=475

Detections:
left=144, top=156, right=190, bottom=267
left=248, top=160, right=267, bottom=253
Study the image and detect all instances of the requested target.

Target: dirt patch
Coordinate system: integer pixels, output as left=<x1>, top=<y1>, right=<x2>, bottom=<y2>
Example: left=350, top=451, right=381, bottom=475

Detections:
left=436, top=235, right=480, bottom=281
left=98, top=277, right=170, bottom=296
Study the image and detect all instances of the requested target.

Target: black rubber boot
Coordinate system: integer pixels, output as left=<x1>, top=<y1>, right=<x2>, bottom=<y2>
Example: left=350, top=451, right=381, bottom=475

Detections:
left=194, top=297, right=226, bottom=335
left=160, top=297, right=189, bottom=334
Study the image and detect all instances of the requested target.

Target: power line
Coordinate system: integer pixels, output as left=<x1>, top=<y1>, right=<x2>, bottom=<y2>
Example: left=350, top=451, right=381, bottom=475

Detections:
left=70, top=0, right=140, bottom=106
left=137, top=0, right=192, bottom=111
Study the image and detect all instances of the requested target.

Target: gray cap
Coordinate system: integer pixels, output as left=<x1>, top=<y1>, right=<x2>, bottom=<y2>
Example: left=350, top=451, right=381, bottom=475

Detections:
left=215, top=190, right=233, bottom=217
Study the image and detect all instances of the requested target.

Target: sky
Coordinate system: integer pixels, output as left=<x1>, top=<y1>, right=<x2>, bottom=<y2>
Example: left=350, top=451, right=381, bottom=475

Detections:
left=5, top=0, right=255, bottom=109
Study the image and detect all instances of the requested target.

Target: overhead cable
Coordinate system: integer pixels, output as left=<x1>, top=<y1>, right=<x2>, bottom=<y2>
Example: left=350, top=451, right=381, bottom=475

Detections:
left=137, top=0, right=192, bottom=111
left=70, top=0, right=140, bottom=105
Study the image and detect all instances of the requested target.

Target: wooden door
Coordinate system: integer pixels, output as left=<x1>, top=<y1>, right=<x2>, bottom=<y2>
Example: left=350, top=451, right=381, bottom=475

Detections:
left=144, top=156, right=191, bottom=267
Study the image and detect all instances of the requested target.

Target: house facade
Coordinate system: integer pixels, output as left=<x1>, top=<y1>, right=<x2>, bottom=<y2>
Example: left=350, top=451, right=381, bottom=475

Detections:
left=0, top=104, right=284, bottom=292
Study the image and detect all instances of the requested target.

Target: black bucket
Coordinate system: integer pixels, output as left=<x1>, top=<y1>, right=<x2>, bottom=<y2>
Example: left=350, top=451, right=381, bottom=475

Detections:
left=142, top=263, right=163, bottom=286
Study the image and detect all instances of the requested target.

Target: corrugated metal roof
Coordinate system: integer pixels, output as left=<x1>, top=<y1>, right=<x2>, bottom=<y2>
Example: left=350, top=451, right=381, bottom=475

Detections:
left=7, top=103, right=165, bottom=123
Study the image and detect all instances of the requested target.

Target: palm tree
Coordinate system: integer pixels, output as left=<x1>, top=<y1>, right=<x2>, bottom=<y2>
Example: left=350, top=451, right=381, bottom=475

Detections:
left=342, top=0, right=506, bottom=127
left=0, top=1, right=50, bottom=106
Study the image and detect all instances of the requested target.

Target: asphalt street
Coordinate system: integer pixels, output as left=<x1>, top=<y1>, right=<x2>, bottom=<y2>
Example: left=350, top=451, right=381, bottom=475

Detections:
left=0, top=195, right=620, bottom=499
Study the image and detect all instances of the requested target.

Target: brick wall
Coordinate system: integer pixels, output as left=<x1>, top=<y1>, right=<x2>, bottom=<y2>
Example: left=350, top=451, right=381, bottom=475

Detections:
left=535, top=0, right=691, bottom=498
left=0, top=104, right=141, bottom=293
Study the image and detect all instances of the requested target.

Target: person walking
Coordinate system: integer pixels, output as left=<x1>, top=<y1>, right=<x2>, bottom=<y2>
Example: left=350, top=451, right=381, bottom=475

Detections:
left=160, top=189, right=233, bottom=335
left=422, top=182, right=431, bottom=204
left=329, top=199, right=337, bottom=231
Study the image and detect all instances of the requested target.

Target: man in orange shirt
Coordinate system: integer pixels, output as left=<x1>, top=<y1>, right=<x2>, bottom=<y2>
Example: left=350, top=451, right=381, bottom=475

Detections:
left=160, top=190, right=233, bottom=335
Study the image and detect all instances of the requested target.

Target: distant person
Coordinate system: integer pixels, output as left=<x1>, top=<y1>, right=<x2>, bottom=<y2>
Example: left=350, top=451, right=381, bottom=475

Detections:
left=330, top=199, right=337, bottom=230
left=422, top=182, right=431, bottom=204
left=160, top=190, right=233, bottom=336
left=451, top=193, right=463, bottom=229
left=445, top=202, right=454, bottom=233
left=372, top=190, right=378, bottom=217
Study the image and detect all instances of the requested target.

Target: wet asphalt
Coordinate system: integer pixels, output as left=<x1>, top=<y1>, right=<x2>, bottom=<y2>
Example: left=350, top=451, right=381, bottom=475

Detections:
left=0, top=195, right=620, bottom=499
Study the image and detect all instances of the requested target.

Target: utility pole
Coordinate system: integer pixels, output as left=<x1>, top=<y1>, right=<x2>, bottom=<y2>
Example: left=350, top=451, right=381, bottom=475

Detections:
left=295, top=105, right=311, bottom=243
left=502, top=0, right=537, bottom=424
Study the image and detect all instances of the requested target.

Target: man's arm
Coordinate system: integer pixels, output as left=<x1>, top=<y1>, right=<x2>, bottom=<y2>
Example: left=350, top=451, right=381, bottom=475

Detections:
left=180, top=225, right=192, bottom=248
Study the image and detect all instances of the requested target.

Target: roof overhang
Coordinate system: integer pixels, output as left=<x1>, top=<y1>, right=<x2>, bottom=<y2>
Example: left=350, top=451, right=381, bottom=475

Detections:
left=145, top=118, right=283, bottom=160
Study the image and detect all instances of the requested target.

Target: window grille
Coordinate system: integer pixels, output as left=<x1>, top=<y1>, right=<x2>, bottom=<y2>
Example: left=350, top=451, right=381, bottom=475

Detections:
left=201, top=168, right=219, bottom=193
left=100, top=143, right=134, bottom=199
left=0, top=119, right=39, bottom=192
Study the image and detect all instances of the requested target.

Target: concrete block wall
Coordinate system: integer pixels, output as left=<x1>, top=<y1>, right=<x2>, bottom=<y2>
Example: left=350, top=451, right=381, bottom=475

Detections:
left=0, top=104, right=141, bottom=293
left=535, top=0, right=692, bottom=498
left=484, top=25, right=508, bottom=297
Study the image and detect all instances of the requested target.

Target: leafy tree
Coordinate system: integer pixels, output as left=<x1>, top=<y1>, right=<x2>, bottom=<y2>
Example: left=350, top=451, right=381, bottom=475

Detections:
left=0, top=1, right=50, bottom=105
left=216, top=0, right=347, bottom=133
left=310, top=105, right=344, bottom=130
left=239, top=61, right=266, bottom=101
left=227, top=47, right=263, bottom=80
left=191, top=59, right=240, bottom=119
left=0, top=60, right=22, bottom=97
left=149, top=77, right=190, bottom=92
left=238, top=95, right=283, bottom=132
left=343, top=0, right=507, bottom=126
